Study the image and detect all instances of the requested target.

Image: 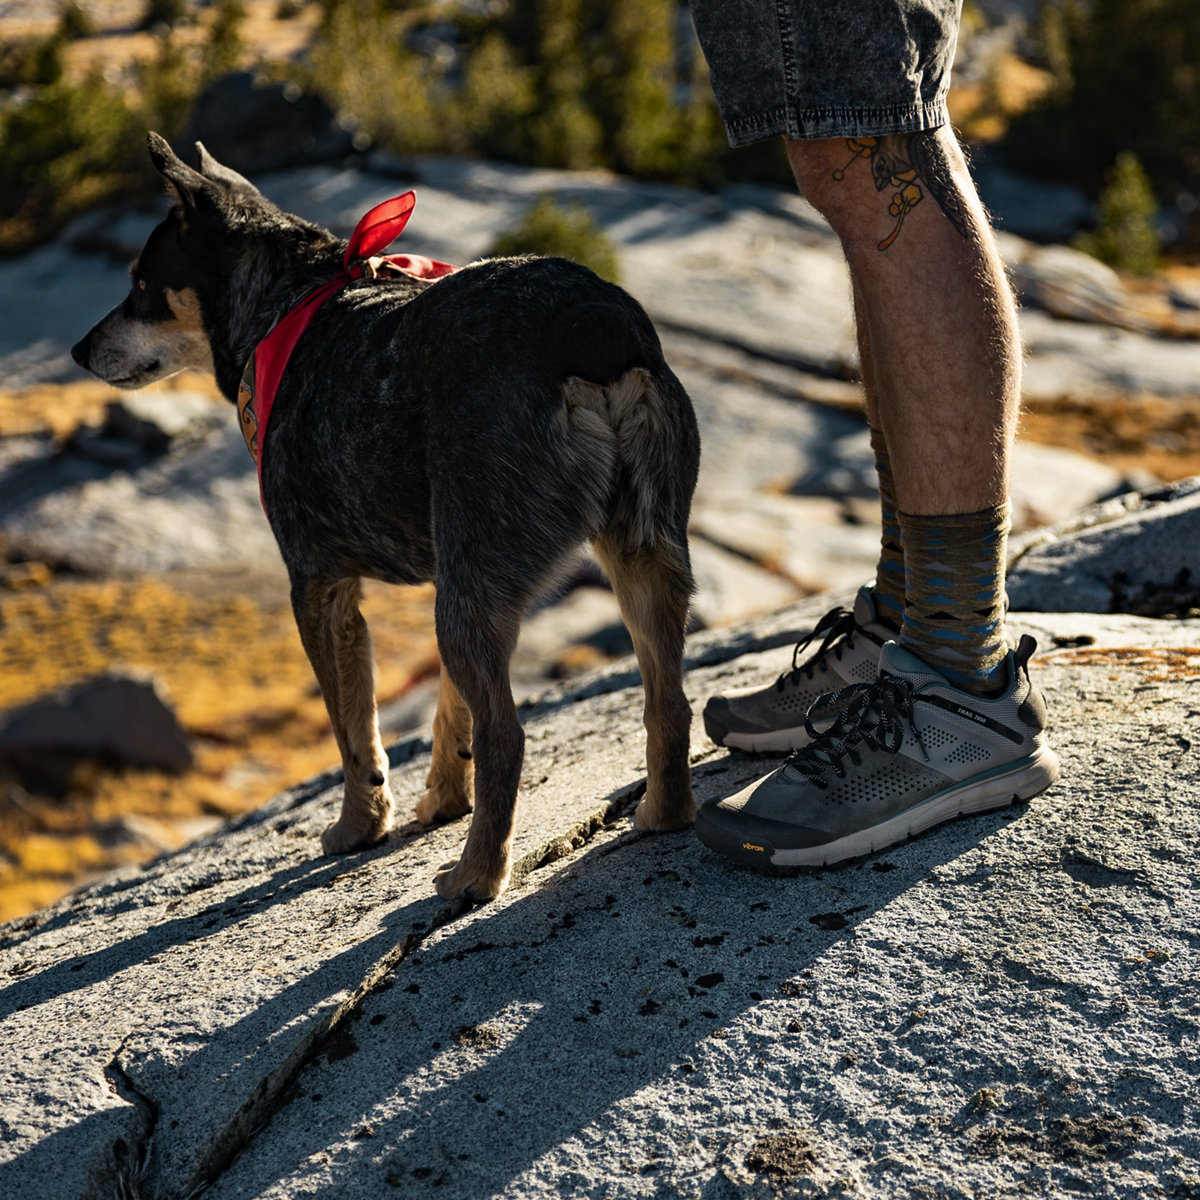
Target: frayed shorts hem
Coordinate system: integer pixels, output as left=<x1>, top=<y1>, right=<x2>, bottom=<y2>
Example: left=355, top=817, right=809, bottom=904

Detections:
left=723, top=96, right=951, bottom=148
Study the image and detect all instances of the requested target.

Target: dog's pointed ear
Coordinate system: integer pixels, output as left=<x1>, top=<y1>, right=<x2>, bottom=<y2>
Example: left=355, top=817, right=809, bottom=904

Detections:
left=194, top=142, right=261, bottom=197
left=147, top=131, right=212, bottom=212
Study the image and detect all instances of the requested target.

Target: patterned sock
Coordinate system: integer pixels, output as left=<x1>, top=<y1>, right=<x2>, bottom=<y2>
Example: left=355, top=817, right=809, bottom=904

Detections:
left=869, top=425, right=904, bottom=631
left=896, top=503, right=1011, bottom=695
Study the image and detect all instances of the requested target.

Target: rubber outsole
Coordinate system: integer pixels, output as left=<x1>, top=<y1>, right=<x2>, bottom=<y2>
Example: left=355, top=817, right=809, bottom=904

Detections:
left=695, top=745, right=1061, bottom=869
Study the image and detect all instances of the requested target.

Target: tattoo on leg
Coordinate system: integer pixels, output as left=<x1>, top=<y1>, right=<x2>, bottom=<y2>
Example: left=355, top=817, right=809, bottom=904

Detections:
left=833, top=133, right=971, bottom=250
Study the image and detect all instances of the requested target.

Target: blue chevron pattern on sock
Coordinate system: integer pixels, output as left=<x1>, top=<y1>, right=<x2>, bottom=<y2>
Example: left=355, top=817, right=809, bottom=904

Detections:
left=896, top=503, right=1011, bottom=696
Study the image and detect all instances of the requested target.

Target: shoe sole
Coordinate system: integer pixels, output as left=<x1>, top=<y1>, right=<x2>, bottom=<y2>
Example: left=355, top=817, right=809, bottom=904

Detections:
left=695, top=745, right=1061, bottom=868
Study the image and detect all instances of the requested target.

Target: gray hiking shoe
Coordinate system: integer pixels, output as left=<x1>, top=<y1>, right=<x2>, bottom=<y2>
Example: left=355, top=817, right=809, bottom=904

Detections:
left=695, top=635, right=1060, bottom=868
left=702, top=587, right=896, bottom=753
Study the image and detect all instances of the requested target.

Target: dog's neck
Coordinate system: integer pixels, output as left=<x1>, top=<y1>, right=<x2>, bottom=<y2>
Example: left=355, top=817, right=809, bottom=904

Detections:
left=212, top=232, right=347, bottom=402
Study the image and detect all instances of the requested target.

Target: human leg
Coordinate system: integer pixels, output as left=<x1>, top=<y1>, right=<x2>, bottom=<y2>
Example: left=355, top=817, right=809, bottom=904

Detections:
left=805, top=131, right=1016, bottom=688
left=691, top=0, right=974, bottom=754
left=690, top=0, right=1058, bottom=864
left=698, top=136, right=1060, bottom=861
left=787, top=128, right=1017, bottom=694
left=786, top=128, right=1018, bottom=518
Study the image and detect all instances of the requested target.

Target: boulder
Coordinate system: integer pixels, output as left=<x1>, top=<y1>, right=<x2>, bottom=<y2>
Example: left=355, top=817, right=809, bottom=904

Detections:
left=0, top=673, right=192, bottom=772
left=1005, top=241, right=1150, bottom=332
left=179, top=73, right=358, bottom=175
left=1007, top=476, right=1200, bottom=614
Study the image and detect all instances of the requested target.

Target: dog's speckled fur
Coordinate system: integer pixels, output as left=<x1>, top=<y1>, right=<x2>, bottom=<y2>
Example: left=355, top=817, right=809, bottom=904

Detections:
left=72, top=134, right=701, bottom=900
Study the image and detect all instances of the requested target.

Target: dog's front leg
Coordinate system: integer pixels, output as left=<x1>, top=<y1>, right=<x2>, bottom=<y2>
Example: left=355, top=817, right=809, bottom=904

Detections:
left=292, top=576, right=394, bottom=853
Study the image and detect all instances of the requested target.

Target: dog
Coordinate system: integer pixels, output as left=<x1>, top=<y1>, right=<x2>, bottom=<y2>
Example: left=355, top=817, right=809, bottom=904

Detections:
left=72, top=133, right=701, bottom=900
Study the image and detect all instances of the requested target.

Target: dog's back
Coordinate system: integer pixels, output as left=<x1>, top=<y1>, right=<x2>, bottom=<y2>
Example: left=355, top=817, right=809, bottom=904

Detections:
left=265, top=254, right=700, bottom=615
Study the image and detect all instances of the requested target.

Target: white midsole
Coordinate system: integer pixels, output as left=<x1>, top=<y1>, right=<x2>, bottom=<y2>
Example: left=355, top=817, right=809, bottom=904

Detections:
left=769, top=745, right=1062, bottom=867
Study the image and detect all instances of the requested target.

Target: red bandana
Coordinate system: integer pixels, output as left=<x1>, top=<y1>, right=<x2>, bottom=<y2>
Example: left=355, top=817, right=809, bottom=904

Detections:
left=237, top=192, right=456, bottom=511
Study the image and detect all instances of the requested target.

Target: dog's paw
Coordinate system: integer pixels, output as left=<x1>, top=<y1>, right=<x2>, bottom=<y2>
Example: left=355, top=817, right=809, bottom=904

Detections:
left=434, top=857, right=509, bottom=902
left=634, top=789, right=698, bottom=832
left=415, top=781, right=472, bottom=825
left=321, top=813, right=392, bottom=855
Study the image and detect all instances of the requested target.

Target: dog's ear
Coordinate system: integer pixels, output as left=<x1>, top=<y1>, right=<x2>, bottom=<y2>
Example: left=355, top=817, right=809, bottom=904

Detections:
left=147, top=131, right=214, bottom=213
left=194, top=142, right=261, bottom=197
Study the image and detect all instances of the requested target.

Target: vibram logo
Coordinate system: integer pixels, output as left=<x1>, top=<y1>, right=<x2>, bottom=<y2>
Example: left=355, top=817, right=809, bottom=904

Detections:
left=741, top=842, right=765, bottom=853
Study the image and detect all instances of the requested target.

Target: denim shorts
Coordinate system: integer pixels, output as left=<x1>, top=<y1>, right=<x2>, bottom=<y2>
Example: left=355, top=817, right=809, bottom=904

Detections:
left=688, top=0, right=962, bottom=145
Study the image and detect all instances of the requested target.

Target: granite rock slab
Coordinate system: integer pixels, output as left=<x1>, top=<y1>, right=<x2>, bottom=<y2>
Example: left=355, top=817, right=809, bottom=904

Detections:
left=1, top=599, right=1198, bottom=1199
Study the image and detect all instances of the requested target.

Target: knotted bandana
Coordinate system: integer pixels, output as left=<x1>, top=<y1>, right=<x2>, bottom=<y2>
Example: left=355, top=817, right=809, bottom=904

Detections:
left=237, top=192, right=456, bottom=511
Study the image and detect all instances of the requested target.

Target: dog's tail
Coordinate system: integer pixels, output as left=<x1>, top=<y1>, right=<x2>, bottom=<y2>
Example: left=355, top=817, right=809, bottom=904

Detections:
left=562, top=367, right=697, bottom=555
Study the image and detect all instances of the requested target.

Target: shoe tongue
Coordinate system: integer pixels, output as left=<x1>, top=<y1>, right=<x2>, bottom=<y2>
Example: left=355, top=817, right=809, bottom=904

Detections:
left=879, top=641, right=950, bottom=687
left=852, top=585, right=877, bottom=626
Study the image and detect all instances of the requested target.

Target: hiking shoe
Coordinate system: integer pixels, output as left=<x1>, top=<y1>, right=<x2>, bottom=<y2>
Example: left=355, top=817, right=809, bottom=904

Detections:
left=702, top=587, right=896, bottom=753
left=695, top=635, right=1060, bottom=868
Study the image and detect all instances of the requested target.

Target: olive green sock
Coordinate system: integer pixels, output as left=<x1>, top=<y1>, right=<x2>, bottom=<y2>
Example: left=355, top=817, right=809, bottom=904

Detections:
left=896, top=503, right=1010, bottom=695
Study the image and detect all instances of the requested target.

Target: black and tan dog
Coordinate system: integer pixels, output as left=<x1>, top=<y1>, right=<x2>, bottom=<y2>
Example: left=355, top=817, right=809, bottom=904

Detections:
left=72, top=134, right=700, bottom=900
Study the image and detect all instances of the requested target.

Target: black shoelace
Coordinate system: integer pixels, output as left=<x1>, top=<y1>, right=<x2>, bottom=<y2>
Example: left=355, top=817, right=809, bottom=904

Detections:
left=787, top=674, right=930, bottom=789
left=776, top=607, right=858, bottom=691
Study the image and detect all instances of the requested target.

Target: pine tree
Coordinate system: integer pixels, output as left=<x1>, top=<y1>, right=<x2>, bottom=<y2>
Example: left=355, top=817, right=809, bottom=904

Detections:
left=1075, top=152, right=1163, bottom=275
left=527, top=0, right=602, bottom=169
left=605, top=0, right=678, bottom=176
left=454, top=31, right=537, bottom=162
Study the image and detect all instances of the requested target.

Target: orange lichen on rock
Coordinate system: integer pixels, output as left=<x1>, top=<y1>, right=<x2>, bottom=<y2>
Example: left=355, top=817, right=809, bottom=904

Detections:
left=1039, top=645, right=1200, bottom=685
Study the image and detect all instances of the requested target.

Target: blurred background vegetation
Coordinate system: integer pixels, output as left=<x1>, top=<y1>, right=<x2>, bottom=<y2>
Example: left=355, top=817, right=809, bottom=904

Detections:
left=1, top=0, right=1196, bottom=267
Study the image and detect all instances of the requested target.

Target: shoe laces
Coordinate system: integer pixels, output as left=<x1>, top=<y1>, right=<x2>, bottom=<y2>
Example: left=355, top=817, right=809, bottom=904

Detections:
left=787, top=674, right=930, bottom=789
left=776, top=607, right=857, bottom=691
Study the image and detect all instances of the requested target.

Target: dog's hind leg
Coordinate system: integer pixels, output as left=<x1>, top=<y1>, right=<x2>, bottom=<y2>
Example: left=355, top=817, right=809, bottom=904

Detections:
left=593, top=534, right=697, bottom=831
left=292, top=576, right=394, bottom=853
left=431, top=590, right=524, bottom=901
left=415, top=667, right=474, bottom=825
left=569, top=367, right=698, bottom=831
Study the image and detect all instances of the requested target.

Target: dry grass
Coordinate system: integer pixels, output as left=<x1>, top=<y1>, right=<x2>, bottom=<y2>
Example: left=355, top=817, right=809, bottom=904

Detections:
left=0, top=379, right=136, bottom=439
left=0, top=564, right=440, bottom=922
left=948, top=53, right=1056, bottom=144
left=1020, top=394, right=1200, bottom=484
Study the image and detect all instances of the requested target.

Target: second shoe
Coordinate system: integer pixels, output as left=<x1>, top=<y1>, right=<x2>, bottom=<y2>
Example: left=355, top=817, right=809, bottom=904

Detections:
left=702, top=586, right=896, bottom=753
